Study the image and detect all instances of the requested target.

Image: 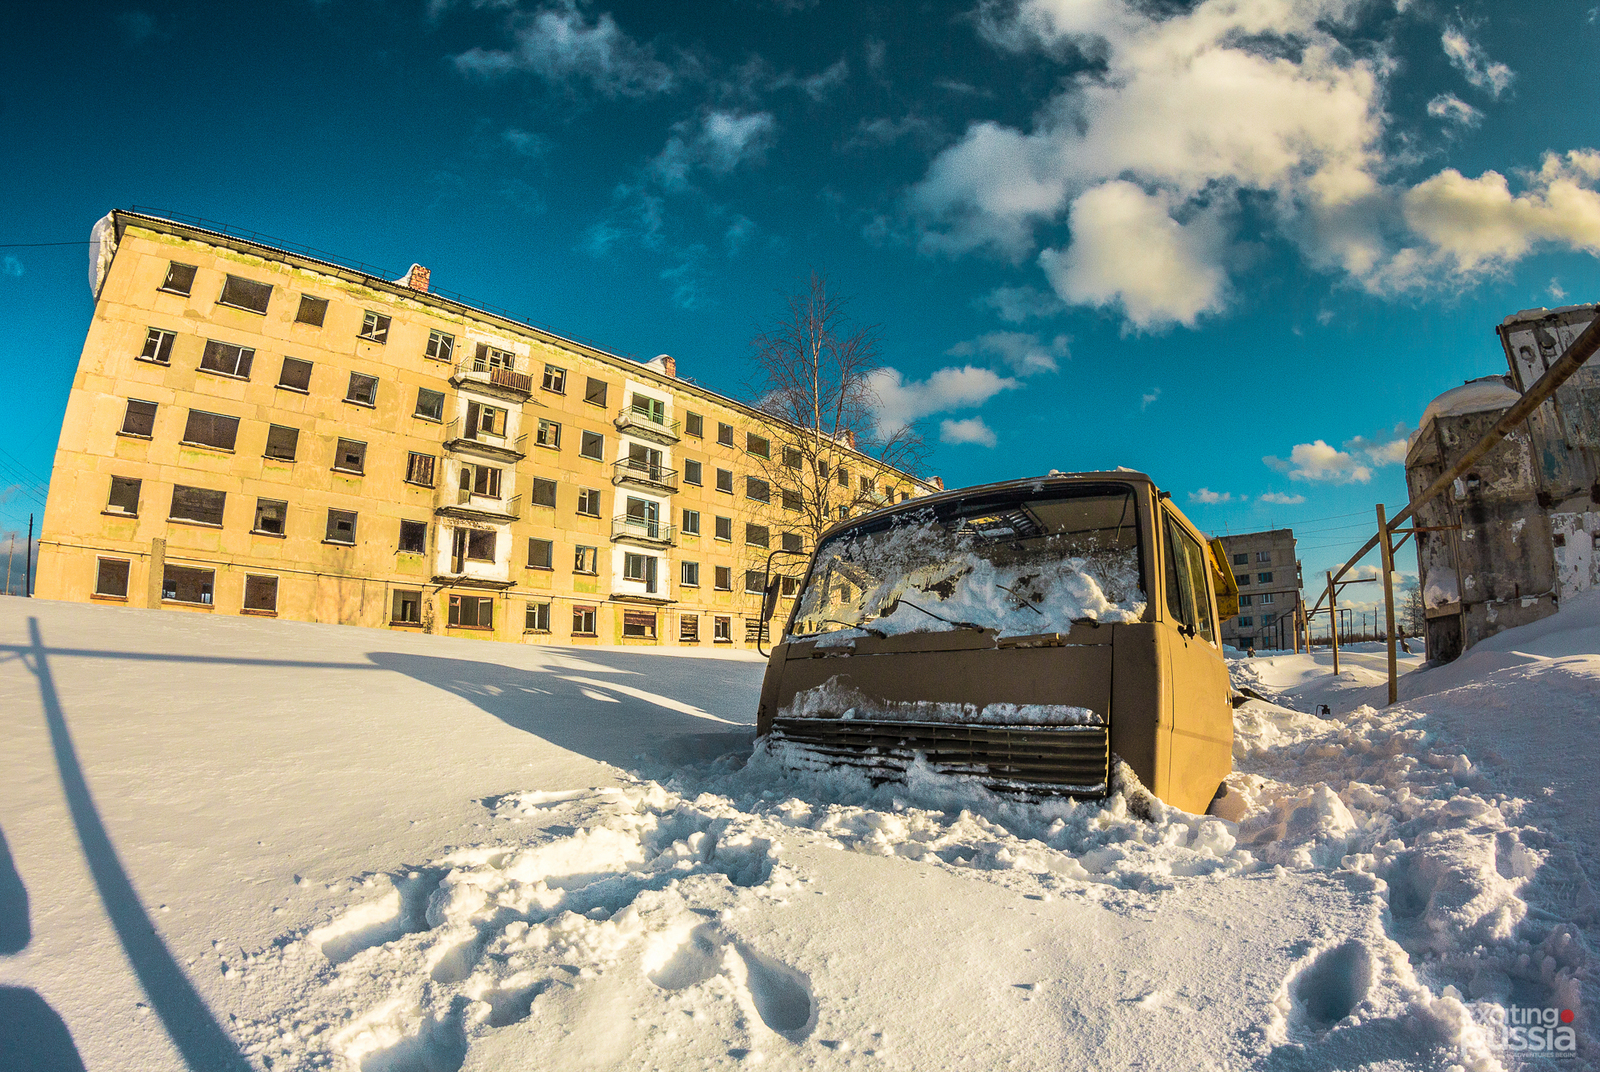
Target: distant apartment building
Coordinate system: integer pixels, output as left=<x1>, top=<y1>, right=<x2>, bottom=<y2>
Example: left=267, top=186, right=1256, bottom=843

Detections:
left=36, top=210, right=936, bottom=648
left=1214, top=528, right=1301, bottom=651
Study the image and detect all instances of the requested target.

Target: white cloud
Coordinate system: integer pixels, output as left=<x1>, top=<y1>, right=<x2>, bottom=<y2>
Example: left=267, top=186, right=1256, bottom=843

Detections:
left=800, top=58, right=849, bottom=101
left=1039, top=183, right=1228, bottom=329
left=1140, top=387, right=1160, bottom=410
left=453, top=2, right=677, bottom=97
left=1258, top=491, right=1306, bottom=504
left=1264, top=426, right=1409, bottom=483
left=845, top=114, right=944, bottom=152
left=865, top=365, right=1018, bottom=434
left=1, top=256, right=21, bottom=279
left=1549, top=277, right=1567, bottom=301
left=1441, top=26, right=1514, bottom=99
left=944, top=331, right=1066, bottom=376
left=648, top=111, right=775, bottom=190
left=977, top=284, right=1064, bottom=323
left=940, top=417, right=999, bottom=447
left=1426, top=93, right=1482, bottom=128
left=501, top=127, right=550, bottom=157
left=1189, top=488, right=1235, bottom=504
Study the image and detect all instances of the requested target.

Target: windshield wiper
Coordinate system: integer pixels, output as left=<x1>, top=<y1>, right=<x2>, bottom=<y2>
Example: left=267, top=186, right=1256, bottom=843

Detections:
left=889, top=598, right=988, bottom=633
left=815, top=618, right=887, bottom=638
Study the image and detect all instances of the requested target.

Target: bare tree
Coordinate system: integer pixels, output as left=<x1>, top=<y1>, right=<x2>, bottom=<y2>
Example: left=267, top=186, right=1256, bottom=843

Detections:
left=744, top=273, right=928, bottom=554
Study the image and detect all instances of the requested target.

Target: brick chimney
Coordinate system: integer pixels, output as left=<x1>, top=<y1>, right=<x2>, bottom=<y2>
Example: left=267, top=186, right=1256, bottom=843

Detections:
left=404, top=264, right=431, bottom=293
left=644, top=353, right=677, bottom=377
left=930, top=476, right=945, bottom=491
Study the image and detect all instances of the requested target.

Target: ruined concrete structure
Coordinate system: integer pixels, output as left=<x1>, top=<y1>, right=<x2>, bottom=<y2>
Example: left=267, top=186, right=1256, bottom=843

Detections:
left=1405, top=304, right=1600, bottom=662
left=1213, top=529, right=1301, bottom=651
left=37, top=211, right=935, bottom=648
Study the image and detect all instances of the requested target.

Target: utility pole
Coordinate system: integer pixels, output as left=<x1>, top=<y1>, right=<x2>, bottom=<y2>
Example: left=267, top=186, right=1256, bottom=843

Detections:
left=1326, top=570, right=1340, bottom=675
left=5, top=532, right=12, bottom=595
left=1377, top=503, right=1398, bottom=706
left=26, top=514, right=33, bottom=597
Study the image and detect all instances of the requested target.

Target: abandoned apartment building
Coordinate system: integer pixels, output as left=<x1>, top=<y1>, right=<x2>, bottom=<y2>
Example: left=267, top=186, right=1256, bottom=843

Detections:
left=1405, top=303, right=1600, bottom=662
left=1213, top=529, right=1302, bottom=652
left=35, top=210, right=937, bottom=648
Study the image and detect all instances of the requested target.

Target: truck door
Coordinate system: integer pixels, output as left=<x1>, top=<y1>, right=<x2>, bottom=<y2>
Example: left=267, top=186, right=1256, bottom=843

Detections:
left=1160, top=509, right=1234, bottom=812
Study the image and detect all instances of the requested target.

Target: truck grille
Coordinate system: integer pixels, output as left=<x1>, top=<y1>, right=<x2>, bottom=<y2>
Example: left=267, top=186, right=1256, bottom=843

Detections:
left=770, top=717, right=1109, bottom=796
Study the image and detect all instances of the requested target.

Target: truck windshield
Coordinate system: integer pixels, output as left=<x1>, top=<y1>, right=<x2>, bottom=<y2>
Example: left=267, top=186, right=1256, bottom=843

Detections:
left=790, top=484, right=1147, bottom=640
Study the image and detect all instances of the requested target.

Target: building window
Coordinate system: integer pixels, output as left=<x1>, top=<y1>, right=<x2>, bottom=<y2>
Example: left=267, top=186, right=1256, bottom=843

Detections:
left=243, top=575, right=279, bottom=613
left=1263, top=612, right=1277, bottom=625
left=746, top=432, right=770, bottom=458
left=159, top=262, right=196, bottom=296
left=449, top=595, right=494, bottom=629
left=627, top=393, right=666, bottom=427
left=399, top=520, right=427, bottom=554
left=681, top=561, right=700, bottom=586
left=577, top=488, right=601, bottom=517
left=170, top=485, right=225, bottom=526
left=579, top=430, right=604, bottom=460
left=106, top=476, right=141, bottom=516
left=682, top=509, right=700, bottom=535
left=537, top=419, right=561, bottom=448
left=860, top=475, right=873, bottom=494
left=402, top=452, right=435, bottom=488
left=463, top=401, right=507, bottom=439
left=837, top=467, right=849, bottom=488
left=531, top=477, right=557, bottom=508
left=839, top=505, right=849, bottom=519
left=162, top=565, right=214, bottom=605
left=265, top=424, right=299, bottom=461
left=574, top=546, right=597, bottom=574
left=466, top=530, right=496, bottom=562
left=526, top=602, right=551, bottom=632
left=715, top=468, right=733, bottom=494
left=415, top=388, right=445, bottom=422
left=1238, top=616, right=1254, bottom=628
left=120, top=399, right=157, bottom=438
left=1258, top=572, right=1272, bottom=585
left=278, top=357, right=313, bottom=392
left=346, top=373, right=378, bottom=406
left=745, top=570, right=765, bottom=593
left=715, top=566, right=732, bottom=591
left=253, top=498, right=287, bottom=535
left=623, top=553, right=659, bottom=593
left=426, top=330, right=454, bottom=362
left=295, top=295, right=328, bottom=327
left=1239, top=594, right=1253, bottom=607
left=745, top=619, right=765, bottom=644
left=1257, top=551, right=1272, bottom=563
left=1259, top=592, right=1275, bottom=605
left=584, top=377, right=608, bottom=407
left=200, top=339, right=254, bottom=378
left=746, top=523, right=769, bottom=548
left=95, top=558, right=130, bottom=599
left=900, top=491, right=910, bottom=503
left=683, top=459, right=703, bottom=486
left=781, top=487, right=801, bottom=511
left=782, top=446, right=801, bottom=469
left=542, top=364, right=567, bottom=393
left=459, top=464, right=502, bottom=498
left=1235, top=573, right=1249, bottom=588
left=359, top=311, right=390, bottom=342
left=713, top=616, right=731, bottom=642
left=782, top=532, right=803, bottom=553
left=781, top=575, right=799, bottom=597
left=326, top=509, right=357, bottom=545
left=139, top=327, right=176, bottom=364
left=528, top=537, right=554, bottom=569
left=333, top=438, right=366, bottom=474
left=717, top=422, right=734, bottom=446
left=474, top=343, right=515, bottom=370
left=685, top=412, right=704, bottom=438
left=182, top=409, right=239, bottom=451
left=714, top=516, right=732, bottom=541
left=746, top=476, right=770, bottom=503
left=680, top=614, right=699, bottom=642
left=393, top=589, right=422, bottom=624
left=572, top=605, right=597, bottom=636
left=1233, top=552, right=1248, bottom=565
left=622, top=610, right=656, bottom=639
left=218, top=274, right=272, bottom=314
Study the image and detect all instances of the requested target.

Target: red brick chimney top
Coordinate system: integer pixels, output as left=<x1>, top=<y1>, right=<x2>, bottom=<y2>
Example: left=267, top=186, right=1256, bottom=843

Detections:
left=405, top=264, right=430, bottom=293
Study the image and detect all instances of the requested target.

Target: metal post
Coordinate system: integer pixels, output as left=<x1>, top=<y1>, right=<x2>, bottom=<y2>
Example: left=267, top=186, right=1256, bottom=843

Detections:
left=25, top=514, right=32, bottom=597
left=5, top=533, right=12, bottom=595
left=1327, top=571, right=1340, bottom=675
left=1377, top=503, right=1399, bottom=706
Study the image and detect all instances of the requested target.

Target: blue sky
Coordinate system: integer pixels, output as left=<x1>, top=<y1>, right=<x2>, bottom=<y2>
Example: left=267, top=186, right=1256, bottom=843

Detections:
left=5, top=0, right=1600, bottom=604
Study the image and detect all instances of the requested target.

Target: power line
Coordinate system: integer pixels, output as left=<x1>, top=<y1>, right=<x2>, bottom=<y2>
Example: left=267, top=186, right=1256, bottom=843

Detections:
left=0, top=241, right=90, bottom=248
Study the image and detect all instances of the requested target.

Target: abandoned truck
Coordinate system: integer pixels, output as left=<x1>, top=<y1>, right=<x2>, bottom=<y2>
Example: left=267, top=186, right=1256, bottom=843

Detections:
left=753, top=471, right=1237, bottom=814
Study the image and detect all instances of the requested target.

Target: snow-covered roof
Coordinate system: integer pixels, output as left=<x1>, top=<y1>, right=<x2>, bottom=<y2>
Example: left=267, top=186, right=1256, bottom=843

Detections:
left=1418, top=375, right=1520, bottom=425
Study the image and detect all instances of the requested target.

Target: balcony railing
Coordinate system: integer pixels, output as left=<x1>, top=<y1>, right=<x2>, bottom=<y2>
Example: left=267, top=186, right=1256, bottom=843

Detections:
left=452, top=359, right=533, bottom=396
left=614, top=406, right=681, bottom=441
left=611, top=515, right=675, bottom=545
left=612, top=458, right=679, bottom=493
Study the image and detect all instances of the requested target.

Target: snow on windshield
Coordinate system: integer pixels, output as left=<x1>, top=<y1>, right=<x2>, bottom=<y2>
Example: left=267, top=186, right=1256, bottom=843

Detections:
left=790, top=490, right=1147, bottom=641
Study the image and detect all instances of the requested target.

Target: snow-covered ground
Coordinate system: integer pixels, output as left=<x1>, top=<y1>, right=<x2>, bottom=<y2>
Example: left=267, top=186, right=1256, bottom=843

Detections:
left=1, top=596, right=1595, bottom=1070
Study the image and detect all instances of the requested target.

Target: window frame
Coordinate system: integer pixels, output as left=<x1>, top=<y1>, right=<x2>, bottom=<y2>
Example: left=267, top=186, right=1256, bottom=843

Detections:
left=425, top=330, right=455, bottom=362
left=414, top=388, right=445, bottom=422
left=448, top=594, right=495, bottom=630
left=525, top=602, right=552, bottom=633
left=119, top=399, right=157, bottom=438
left=714, top=516, right=732, bottom=542
left=199, top=339, right=255, bottom=379
left=576, top=488, right=601, bottom=517
left=358, top=310, right=391, bottom=343
left=713, top=615, right=731, bottom=642
left=139, top=327, right=176, bottom=365
left=528, top=537, right=554, bottom=570
left=579, top=430, right=605, bottom=460
left=536, top=418, right=562, bottom=449
left=169, top=485, right=225, bottom=527
left=715, top=468, right=734, bottom=494
left=158, top=262, right=196, bottom=296
left=277, top=357, right=313, bottom=393
left=530, top=477, right=557, bottom=509
left=217, top=274, right=272, bottom=315
left=180, top=409, right=240, bottom=452
left=264, top=424, right=299, bottom=462
left=714, top=565, right=732, bottom=591
left=584, top=377, right=608, bottom=407
left=745, top=476, right=771, bottom=503
left=94, top=557, right=131, bottom=599
left=681, top=508, right=700, bottom=536
left=333, top=438, right=367, bottom=475
left=325, top=508, right=358, bottom=546
left=105, top=476, right=141, bottom=517
left=392, top=589, right=423, bottom=625
left=161, top=565, right=215, bottom=606
left=295, top=295, right=328, bottom=327
left=242, top=574, right=279, bottom=615
left=683, top=459, right=703, bottom=486
left=345, top=372, right=379, bottom=407
left=717, top=422, right=734, bottom=446
left=398, top=519, right=428, bottom=555
left=572, top=605, right=597, bottom=636
left=574, top=545, right=598, bottom=574
left=542, top=364, right=567, bottom=394
left=746, top=432, right=770, bottom=458
left=680, top=561, right=700, bottom=587
left=252, top=498, right=288, bottom=537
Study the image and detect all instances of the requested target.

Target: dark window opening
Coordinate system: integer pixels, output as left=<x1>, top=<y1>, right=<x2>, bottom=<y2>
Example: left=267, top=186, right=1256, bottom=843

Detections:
left=466, top=529, right=497, bottom=562
left=622, top=610, right=656, bottom=639
left=170, top=485, right=225, bottom=526
left=580, top=430, right=604, bottom=460
left=159, top=262, right=196, bottom=296
left=526, top=602, right=551, bottom=632
left=399, top=520, right=427, bottom=554
left=295, top=295, right=328, bottom=327
left=746, top=476, right=770, bottom=503
left=162, top=565, right=214, bottom=605
left=685, top=412, right=704, bottom=438
left=717, top=422, right=734, bottom=446
left=106, top=476, right=141, bottom=516
left=531, top=478, right=557, bottom=508
left=120, top=399, right=157, bottom=437
left=253, top=498, right=287, bottom=535
left=359, top=311, right=390, bottom=342
left=95, top=559, right=130, bottom=598
left=584, top=377, right=608, bottom=407
left=449, top=594, right=493, bottom=629
left=714, top=516, right=732, bottom=541
left=326, top=509, right=357, bottom=544
left=140, top=328, right=176, bottom=364
left=182, top=409, right=239, bottom=451
left=392, top=590, right=422, bottom=624
left=746, top=433, right=769, bottom=458
left=426, top=330, right=454, bottom=361
left=572, top=605, right=597, bottom=635
left=278, top=357, right=313, bottom=392
left=219, top=274, right=272, bottom=314
left=528, top=538, right=554, bottom=569
left=415, top=388, right=445, bottom=421
left=334, top=438, right=366, bottom=474
left=542, top=365, right=567, bottom=393
left=200, top=339, right=254, bottom=378
left=746, top=524, right=769, bottom=548
left=264, top=424, right=299, bottom=461
left=406, top=452, right=436, bottom=487
left=243, top=575, right=279, bottom=613
left=346, top=373, right=378, bottom=406
left=577, top=488, right=601, bottom=517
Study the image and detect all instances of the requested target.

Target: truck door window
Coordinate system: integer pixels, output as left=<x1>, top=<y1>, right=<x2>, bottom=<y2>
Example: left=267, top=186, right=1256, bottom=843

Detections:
left=1163, top=511, right=1216, bottom=643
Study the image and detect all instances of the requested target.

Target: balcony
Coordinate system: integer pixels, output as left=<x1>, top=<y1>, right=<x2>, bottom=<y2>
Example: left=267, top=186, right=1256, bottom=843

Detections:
left=442, top=417, right=526, bottom=462
left=612, top=457, right=679, bottom=493
left=614, top=406, right=681, bottom=443
left=450, top=358, right=533, bottom=398
left=612, top=515, right=675, bottom=546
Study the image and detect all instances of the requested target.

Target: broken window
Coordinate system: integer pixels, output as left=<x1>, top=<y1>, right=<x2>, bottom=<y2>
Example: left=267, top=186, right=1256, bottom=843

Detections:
left=781, top=576, right=799, bottom=597
left=681, top=509, right=700, bottom=536
left=253, top=498, right=287, bottom=535
left=295, top=295, right=327, bottom=326
left=680, top=561, right=700, bottom=587
left=713, top=616, right=731, bottom=641
left=542, top=364, right=567, bottom=393
left=580, top=430, right=604, bottom=460
left=359, top=311, right=390, bottom=342
left=278, top=357, right=313, bottom=392
left=746, top=432, right=769, bottom=458
left=526, top=602, right=551, bottom=632
left=745, top=570, right=765, bottom=594
left=623, top=553, right=659, bottom=592
left=325, top=509, right=357, bottom=545
left=264, top=424, right=299, bottom=461
left=476, top=343, right=515, bottom=370
left=448, top=594, right=493, bottom=629
left=574, top=545, right=597, bottom=573
left=120, top=399, right=157, bottom=437
left=716, top=468, right=733, bottom=494
left=406, top=452, right=435, bottom=487
left=714, top=516, right=732, bottom=541
left=140, top=327, right=176, bottom=364
left=685, top=412, right=703, bottom=438
left=631, top=394, right=666, bottom=426
left=200, top=339, right=254, bottom=378
left=622, top=610, right=656, bottom=639
left=95, top=558, right=130, bottom=598
left=333, top=439, right=366, bottom=474
left=860, top=475, right=873, bottom=494
left=243, top=575, right=279, bottom=613
left=218, top=274, right=272, bottom=314
left=170, top=485, right=225, bottom=526
left=537, top=419, right=561, bottom=448
left=531, top=478, right=557, bottom=508
left=745, top=618, right=765, bottom=644
left=715, top=566, right=732, bottom=591
left=392, top=589, right=422, bottom=624
left=182, top=409, right=239, bottom=451
left=746, top=524, right=769, bottom=548
left=345, top=373, right=378, bottom=406
left=717, top=422, right=734, bottom=446
left=106, top=476, right=141, bottom=516
left=458, top=464, right=501, bottom=498
left=415, top=388, right=445, bottom=422
left=528, top=538, right=554, bottom=569
left=576, top=488, right=601, bottom=517
left=572, top=605, right=597, bottom=635
left=399, top=520, right=427, bottom=554
left=683, top=460, right=702, bottom=486
left=1257, top=551, right=1272, bottom=563
left=426, top=330, right=454, bottom=362
left=745, top=476, right=770, bottom=503
left=680, top=613, right=699, bottom=642
left=463, top=401, right=507, bottom=439
left=466, top=530, right=496, bottom=562
left=159, top=262, right=196, bottom=296
left=584, top=377, right=608, bottom=407
left=161, top=565, right=214, bottom=604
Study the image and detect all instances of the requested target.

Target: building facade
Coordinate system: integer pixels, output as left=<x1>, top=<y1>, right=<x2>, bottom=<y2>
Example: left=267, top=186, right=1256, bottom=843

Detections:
left=37, top=211, right=936, bottom=649
left=1214, top=529, right=1301, bottom=651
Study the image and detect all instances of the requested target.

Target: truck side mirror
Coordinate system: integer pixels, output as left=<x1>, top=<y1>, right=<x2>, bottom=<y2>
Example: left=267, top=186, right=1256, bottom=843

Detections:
left=761, top=578, right=782, bottom=623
